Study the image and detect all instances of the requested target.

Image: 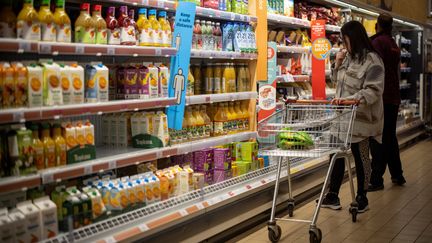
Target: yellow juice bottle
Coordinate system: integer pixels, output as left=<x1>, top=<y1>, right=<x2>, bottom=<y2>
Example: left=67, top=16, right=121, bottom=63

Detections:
left=52, top=123, right=67, bottom=166
left=228, top=102, right=239, bottom=133
left=204, top=64, right=214, bottom=94
left=158, top=11, right=172, bottom=47
left=38, top=0, right=56, bottom=42
left=41, top=123, right=56, bottom=168
left=185, top=106, right=197, bottom=141
left=12, top=62, right=28, bottom=108
left=137, top=8, right=152, bottom=46
left=227, top=63, right=237, bottom=92
left=2, top=62, right=15, bottom=108
left=187, top=67, right=194, bottom=96
left=181, top=110, right=190, bottom=143
left=213, top=103, right=228, bottom=136
left=192, top=106, right=205, bottom=139
left=221, top=64, right=229, bottom=93
left=75, top=3, right=95, bottom=44
left=30, top=124, right=45, bottom=170
left=53, top=0, right=71, bottom=43
left=17, top=0, right=40, bottom=41
left=241, top=101, right=250, bottom=131
left=92, top=5, right=107, bottom=44
left=148, top=9, right=161, bottom=47
left=213, top=64, right=222, bottom=94
left=200, top=105, right=212, bottom=138
left=192, top=64, right=202, bottom=95
left=225, top=103, right=234, bottom=134
left=0, top=0, right=17, bottom=38
left=234, top=101, right=244, bottom=131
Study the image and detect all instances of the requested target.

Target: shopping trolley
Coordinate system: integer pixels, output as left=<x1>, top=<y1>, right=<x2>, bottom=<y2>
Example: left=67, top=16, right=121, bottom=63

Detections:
left=258, top=99, right=359, bottom=243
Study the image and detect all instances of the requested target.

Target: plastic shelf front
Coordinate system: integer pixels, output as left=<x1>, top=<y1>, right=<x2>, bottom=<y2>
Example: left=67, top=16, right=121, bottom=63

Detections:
left=276, top=75, right=310, bottom=83
left=195, top=6, right=257, bottom=22
left=0, top=98, right=177, bottom=125
left=190, top=50, right=258, bottom=59
left=42, top=156, right=328, bottom=243
left=267, top=14, right=341, bottom=32
left=186, top=92, right=257, bottom=105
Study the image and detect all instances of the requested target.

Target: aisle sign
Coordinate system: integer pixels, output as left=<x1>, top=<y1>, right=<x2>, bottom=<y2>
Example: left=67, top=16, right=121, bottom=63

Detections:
left=258, top=42, right=277, bottom=123
left=166, top=2, right=195, bottom=130
left=255, top=0, right=268, bottom=81
left=311, top=20, right=327, bottom=100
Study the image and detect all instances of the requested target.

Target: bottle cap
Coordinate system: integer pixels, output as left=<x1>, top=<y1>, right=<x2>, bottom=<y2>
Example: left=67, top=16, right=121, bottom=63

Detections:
left=80, top=3, right=90, bottom=12
left=149, top=9, right=157, bottom=15
left=138, top=8, right=147, bottom=15
left=93, top=4, right=102, bottom=12
left=158, top=11, right=167, bottom=18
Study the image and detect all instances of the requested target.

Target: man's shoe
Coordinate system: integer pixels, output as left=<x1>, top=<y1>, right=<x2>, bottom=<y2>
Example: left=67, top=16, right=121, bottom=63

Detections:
left=356, top=194, right=369, bottom=213
left=368, top=184, right=384, bottom=192
left=320, top=192, right=342, bottom=210
left=392, top=176, right=406, bottom=186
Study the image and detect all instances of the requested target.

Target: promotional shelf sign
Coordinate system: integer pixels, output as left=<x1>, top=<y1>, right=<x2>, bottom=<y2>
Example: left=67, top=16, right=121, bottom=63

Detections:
left=311, top=20, right=328, bottom=100
left=258, top=42, right=277, bottom=123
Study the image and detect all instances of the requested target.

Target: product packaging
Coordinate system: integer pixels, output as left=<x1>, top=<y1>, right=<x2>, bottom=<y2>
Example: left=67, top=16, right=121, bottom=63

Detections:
left=193, top=148, right=214, bottom=172
left=213, top=148, right=231, bottom=170
left=69, top=63, right=84, bottom=104
left=17, top=200, right=42, bottom=243
left=8, top=209, right=28, bottom=243
left=143, top=62, right=159, bottom=98
left=42, top=62, right=62, bottom=106
left=34, top=196, right=58, bottom=239
left=27, top=64, right=43, bottom=108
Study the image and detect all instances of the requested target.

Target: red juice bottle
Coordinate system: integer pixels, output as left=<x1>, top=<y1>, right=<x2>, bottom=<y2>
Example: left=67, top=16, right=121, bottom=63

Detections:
left=193, top=19, right=202, bottom=50
left=118, top=5, right=135, bottom=45
left=128, top=9, right=138, bottom=45
left=106, top=6, right=120, bottom=45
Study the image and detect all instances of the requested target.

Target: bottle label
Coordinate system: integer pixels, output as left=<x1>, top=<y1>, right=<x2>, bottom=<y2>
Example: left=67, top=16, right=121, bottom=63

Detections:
left=228, top=78, right=236, bottom=92
left=204, top=124, right=212, bottom=137
left=214, top=77, right=221, bottom=93
left=216, top=36, right=222, bottom=51
left=96, top=28, right=108, bottom=44
left=192, top=34, right=197, bottom=49
left=152, top=29, right=162, bottom=46
left=209, top=35, right=215, bottom=51
left=17, top=20, right=40, bottom=41
left=213, top=122, right=224, bottom=134
left=108, top=28, right=120, bottom=45
left=56, top=24, right=71, bottom=42
left=222, top=77, right=226, bottom=93
left=34, top=147, right=44, bottom=169
left=41, top=22, right=56, bottom=41
left=162, top=30, right=171, bottom=47
left=46, top=146, right=56, bottom=167
left=0, top=22, right=15, bottom=38
left=139, top=28, right=153, bottom=46
left=205, top=77, right=212, bottom=93
left=75, top=26, right=95, bottom=44
left=196, top=34, right=202, bottom=49
left=223, top=121, right=231, bottom=132
left=120, top=26, right=136, bottom=44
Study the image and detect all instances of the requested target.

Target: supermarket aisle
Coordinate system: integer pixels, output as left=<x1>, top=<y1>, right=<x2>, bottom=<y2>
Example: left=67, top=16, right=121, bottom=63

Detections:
left=236, top=138, right=432, bottom=243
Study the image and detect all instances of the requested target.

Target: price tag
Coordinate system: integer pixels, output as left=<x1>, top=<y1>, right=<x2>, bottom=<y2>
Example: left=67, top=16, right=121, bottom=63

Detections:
left=13, top=112, right=25, bottom=123
left=104, top=237, right=116, bottom=243
left=42, top=173, right=54, bottom=184
left=108, top=160, right=116, bottom=169
left=285, top=73, right=295, bottom=83
left=75, top=45, right=85, bottom=54
left=157, top=1, right=164, bottom=8
left=230, top=13, right=235, bottom=20
left=18, top=41, right=31, bottom=53
left=39, top=43, right=51, bottom=54
left=215, top=11, right=221, bottom=18
left=138, top=224, right=149, bottom=232
left=196, top=203, right=205, bottom=210
left=178, top=209, right=188, bottom=216
left=84, top=165, right=92, bottom=175
left=155, top=48, right=162, bottom=56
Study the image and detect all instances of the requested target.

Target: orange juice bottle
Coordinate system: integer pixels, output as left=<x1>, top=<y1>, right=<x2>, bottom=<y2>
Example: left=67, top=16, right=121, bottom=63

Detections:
left=241, top=101, right=250, bottom=131
left=38, top=0, right=56, bottom=42
left=181, top=110, right=190, bottom=143
left=0, top=0, right=16, bottom=38
left=213, top=64, right=222, bottom=94
left=213, top=103, right=228, bottom=136
left=30, top=124, right=45, bottom=170
left=187, top=67, right=194, bottom=96
left=17, top=0, right=40, bottom=40
left=52, top=123, right=67, bottom=166
left=200, top=105, right=212, bottom=138
left=192, top=106, right=205, bottom=139
left=92, top=5, right=107, bottom=44
left=41, top=123, right=56, bottom=168
left=53, top=0, right=71, bottom=43
left=204, top=64, right=214, bottom=94
left=234, top=101, right=244, bottom=131
left=158, top=11, right=171, bottom=47
left=75, top=3, right=95, bottom=44
left=192, top=64, right=202, bottom=95
left=12, top=62, right=28, bottom=108
left=228, top=102, right=239, bottom=133
left=148, top=9, right=161, bottom=46
left=137, top=8, right=152, bottom=46
left=185, top=106, right=197, bottom=140
left=2, top=62, right=14, bottom=108
left=225, top=102, right=235, bottom=134
left=227, top=63, right=237, bottom=92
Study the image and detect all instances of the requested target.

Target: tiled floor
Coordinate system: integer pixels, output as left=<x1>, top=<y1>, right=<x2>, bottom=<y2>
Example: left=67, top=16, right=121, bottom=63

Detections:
left=237, top=138, right=432, bottom=243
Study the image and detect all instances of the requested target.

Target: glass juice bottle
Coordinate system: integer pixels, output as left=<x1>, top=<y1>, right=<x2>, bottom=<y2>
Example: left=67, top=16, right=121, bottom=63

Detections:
left=118, top=6, right=136, bottom=45
left=106, top=7, right=120, bottom=45
left=75, top=3, right=95, bottom=44
left=92, top=4, right=107, bottom=44
left=53, top=0, right=71, bottom=43
left=38, top=0, right=56, bottom=42
left=137, top=8, right=152, bottom=46
left=148, top=9, right=161, bottom=47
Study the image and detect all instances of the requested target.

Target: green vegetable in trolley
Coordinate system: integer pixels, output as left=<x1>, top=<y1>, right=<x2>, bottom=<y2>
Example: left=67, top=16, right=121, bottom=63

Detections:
left=277, top=128, right=314, bottom=149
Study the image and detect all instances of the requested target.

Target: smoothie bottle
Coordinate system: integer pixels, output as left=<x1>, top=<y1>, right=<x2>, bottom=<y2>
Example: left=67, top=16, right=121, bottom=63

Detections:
left=31, top=124, right=44, bottom=170
left=200, top=105, right=212, bottom=137
left=118, top=6, right=136, bottom=45
left=137, top=8, right=152, bottom=46
left=17, top=0, right=40, bottom=41
left=38, top=0, right=56, bottom=42
left=148, top=9, right=161, bottom=46
left=53, top=123, right=67, bottom=166
left=74, top=3, right=95, bottom=44
left=158, top=11, right=172, bottom=47
left=200, top=20, right=208, bottom=50
left=128, top=9, right=138, bottom=45
left=213, top=64, right=222, bottom=94
left=204, top=64, right=214, bottom=94
left=53, top=0, right=71, bottom=43
left=41, top=123, right=55, bottom=168
left=214, top=22, right=222, bottom=51
left=192, top=20, right=202, bottom=49
left=208, top=21, right=215, bottom=51
left=0, top=1, right=16, bottom=38
left=192, top=106, right=205, bottom=139
left=106, top=7, right=120, bottom=45
left=92, top=5, right=107, bottom=44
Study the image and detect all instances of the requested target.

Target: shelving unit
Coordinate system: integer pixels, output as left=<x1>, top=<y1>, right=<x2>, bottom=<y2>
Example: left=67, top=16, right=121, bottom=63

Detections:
left=267, top=13, right=341, bottom=32
left=190, top=50, right=258, bottom=60
left=186, top=92, right=257, bottom=105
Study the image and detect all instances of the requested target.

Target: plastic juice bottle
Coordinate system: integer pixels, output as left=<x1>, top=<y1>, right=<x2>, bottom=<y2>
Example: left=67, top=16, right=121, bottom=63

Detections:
left=213, top=64, right=222, bottom=94
left=13, top=62, right=28, bottom=108
left=53, top=0, right=71, bottom=43
left=106, top=7, right=120, bottom=45
left=208, top=21, right=215, bottom=51
left=193, top=20, right=202, bottom=50
left=185, top=106, right=197, bottom=140
left=234, top=101, right=244, bottom=131
left=204, top=64, right=214, bottom=94
left=192, top=106, right=205, bottom=139
left=200, top=20, right=208, bottom=50
left=241, top=101, right=250, bottom=130
left=228, top=63, right=237, bottom=92
left=75, top=3, right=95, bottom=44
left=41, top=123, right=55, bottom=168
left=158, top=11, right=172, bottom=47
left=2, top=63, right=14, bottom=108
left=0, top=1, right=16, bottom=38
left=187, top=67, right=194, bottom=96
left=224, top=102, right=234, bottom=134
left=181, top=111, right=190, bottom=142
left=137, top=8, right=152, bottom=46
left=214, top=22, right=222, bottom=51
left=30, top=124, right=44, bottom=170
left=52, top=123, right=67, bottom=166
left=17, top=0, right=40, bottom=40
left=118, top=6, right=135, bottom=45
left=92, top=5, right=107, bottom=44
left=229, top=102, right=239, bottom=133
left=200, top=105, right=212, bottom=137
left=213, top=103, right=228, bottom=136
left=192, top=64, right=202, bottom=95
left=148, top=9, right=161, bottom=47
left=221, top=64, right=229, bottom=93
left=38, top=0, right=56, bottom=42
left=128, top=9, right=138, bottom=45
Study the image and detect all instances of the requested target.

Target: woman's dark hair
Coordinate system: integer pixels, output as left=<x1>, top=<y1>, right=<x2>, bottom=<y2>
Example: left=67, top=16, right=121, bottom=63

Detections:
left=341, top=21, right=375, bottom=63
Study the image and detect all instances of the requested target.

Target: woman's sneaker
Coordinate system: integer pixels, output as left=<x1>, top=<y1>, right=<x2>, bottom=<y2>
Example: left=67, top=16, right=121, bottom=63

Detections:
left=356, top=194, right=369, bottom=213
left=320, top=192, right=342, bottom=210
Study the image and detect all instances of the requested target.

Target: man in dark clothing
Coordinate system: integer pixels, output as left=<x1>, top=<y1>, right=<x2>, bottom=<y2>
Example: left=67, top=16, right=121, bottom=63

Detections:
left=368, top=13, right=406, bottom=191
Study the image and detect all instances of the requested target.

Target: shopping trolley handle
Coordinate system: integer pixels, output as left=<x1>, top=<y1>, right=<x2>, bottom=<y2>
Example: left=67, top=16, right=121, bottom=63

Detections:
left=285, top=99, right=360, bottom=106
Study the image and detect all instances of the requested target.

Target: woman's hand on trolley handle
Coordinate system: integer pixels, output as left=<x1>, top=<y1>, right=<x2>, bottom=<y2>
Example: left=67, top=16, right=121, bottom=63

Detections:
left=330, top=98, right=360, bottom=106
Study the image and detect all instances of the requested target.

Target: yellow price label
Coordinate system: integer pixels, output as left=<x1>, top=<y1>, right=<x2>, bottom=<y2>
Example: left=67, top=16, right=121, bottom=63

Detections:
left=311, top=38, right=332, bottom=60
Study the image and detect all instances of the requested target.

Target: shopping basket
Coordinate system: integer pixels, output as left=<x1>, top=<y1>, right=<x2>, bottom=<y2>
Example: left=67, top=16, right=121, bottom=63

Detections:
left=258, top=99, right=359, bottom=243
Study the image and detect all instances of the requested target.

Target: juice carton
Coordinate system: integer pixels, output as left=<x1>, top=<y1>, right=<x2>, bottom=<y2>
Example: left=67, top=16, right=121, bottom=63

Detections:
left=192, top=172, right=204, bottom=190
left=137, top=65, right=149, bottom=99
left=143, top=62, right=158, bottom=98
left=193, top=148, right=214, bottom=172
left=183, top=165, right=194, bottom=191
left=130, top=113, right=141, bottom=137
left=106, top=64, right=117, bottom=100
left=237, top=161, right=251, bottom=175
left=183, top=153, right=194, bottom=167
left=117, top=113, right=131, bottom=147
left=144, top=112, right=154, bottom=135
left=130, top=178, right=146, bottom=206
left=96, top=64, right=109, bottom=102
left=74, top=121, right=86, bottom=147
left=2, top=62, right=15, bottom=108
left=240, top=141, right=258, bottom=162
left=58, top=64, right=72, bottom=105
left=204, top=169, right=214, bottom=186
left=156, top=171, right=169, bottom=201
left=83, top=120, right=95, bottom=145
left=98, top=181, right=112, bottom=211
left=116, top=182, right=130, bottom=210
left=63, top=122, right=77, bottom=150
left=17, top=127, right=36, bottom=175
left=42, top=62, right=62, bottom=106
left=124, top=65, right=138, bottom=99
left=107, top=182, right=123, bottom=212
left=61, top=195, right=81, bottom=230
left=213, top=148, right=232, bottom=170
left=12, top=62, right=28, bottom=108
left=137, top=160, right=157, bottom=173
left=85, top=63, right=109, bottom=102
left=178, top=170, right=189, bottom=195
left=17, top=200, right=42, bottom=243
left=165, top=170, right=176, bottom=197
left=116, top=65, right=125, bottom=99
left=143, top=174, right=161, bottom=204
left=50, top=186, right=66, bottom=227
left=0, top=214, right=14, bottom=243
left=123, top=180, right=138, bottom=208
left=69, top=63, right=84, bottom=104
left=102, top=115, right=111, bottom=145
left=156, top=63, right=169, bottom=98
left=214, top=169, right=232, bottom=183
left=170, top=154, right=184, bottom=166
left=82, top=187, right=106, bottom=220
left=153, top=111, right=169, bottom=146
left=8, top=209, right=28, bottom=243
left=77, top=193, right=92, bottom=226
left=27, top=64, right=43, bottom=108
left=34, top=196, right=58, bottom=239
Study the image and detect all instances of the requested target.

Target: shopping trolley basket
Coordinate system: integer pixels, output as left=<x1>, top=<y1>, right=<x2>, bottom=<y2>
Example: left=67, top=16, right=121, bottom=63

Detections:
left=258, top=100, right=359, bottom=243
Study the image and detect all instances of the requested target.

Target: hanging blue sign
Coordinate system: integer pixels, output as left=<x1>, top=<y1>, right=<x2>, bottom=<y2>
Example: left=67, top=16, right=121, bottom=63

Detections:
left=167, top=2, right=196, bottom=130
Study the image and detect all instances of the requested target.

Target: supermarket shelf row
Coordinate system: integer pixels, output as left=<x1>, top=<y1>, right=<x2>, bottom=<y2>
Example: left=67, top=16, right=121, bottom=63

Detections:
left=43, top=155, right=329, bottom=243
left=190, top=50, right=258, bottom=60
left=0, top=132, right=257, bottom=194
left=0, top=92, right=256, bottom=124
left=277, top=45, right=341, bottom=54
left=276, top=74, right=310, bottom=83
left=267, top=13, right=341, bottom=32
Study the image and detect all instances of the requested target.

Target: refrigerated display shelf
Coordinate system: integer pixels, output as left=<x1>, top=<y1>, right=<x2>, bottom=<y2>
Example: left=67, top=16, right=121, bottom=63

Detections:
left=396, top=118, right=423, bottom=134
left=190, top=49, right=258, bottom=59
left=277, top=45, right=340, bottom=54
left=276, top=74, right=310, bottom=83
left=196, top=6, right=257, bottom=22
left=42, top=156, right=328, bottom=243
left=267, top=13, right=341, bottom=32
left=0, top=38, right=178, bottom=57
left=186, top=92, right=257, bottom=105
left=0, top=98, right=177, bottom=125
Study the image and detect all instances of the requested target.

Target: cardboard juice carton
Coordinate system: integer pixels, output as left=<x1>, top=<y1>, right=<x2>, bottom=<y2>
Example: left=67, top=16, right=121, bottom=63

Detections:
left=152, top=111, right=169, bottom=146
left=12, top=62, right=28, bottom=108
left=77, top=193, right=92, bottom=226
left=102, top=115, right=111, bottom=146
left=143, top=62, right=158, bottom=98
left=107, top=64, right=117, bottom=101
left=27, top=64, right=43, bottom=108
left=116, top=65, right=125, bottom=100
left=156, top=63, right=169, bottom=98
left=58, top=64, right=72, bottom=105
left=130, top=113, right=141, bottom=137
left=8, top=209, right=28, bottom=243
left=137, top=65, right=149, bottom=99
left=17, top=127, right=36, bottom=175
left=182, top=165, right=194, bottom=191
left=192, top=172, right=204, bottom=190
left=0, top=214, right=14, bottom=243
left=96, top=64, right=109, bottom=102
left=85, top=64, right=109, bottom=102
left=130, top=177, right=146, bottom=206
left=214, top=169, right=231, bottom=183
left=42, top=62, right=62, bottom=106
left=193, top=149, right=214, bottom=172
left=109, top=114, right=118, bottom=146
left=69, top=63, right=84, bottom=104
left=82, top=187, right=106, bottom=220
left=17, top=200, right=42, bottom=243
left=178, top=170, right=189, bottom=195
left=240, top=141, right=258, bottom=162
left=63, top=122, right=77, bottom=150
left=117, top=113, right=131, bottom=147
left=213, top=148, right=232, bottom=170
left=124, top=65, right=138, bottom=99
left=2, top=62, right=15, bottom=108
left=83, top=120, right=95, bottom=145
left=74, top=121, right=86, bottom=147
left=34, top=196, right=58, bottom=239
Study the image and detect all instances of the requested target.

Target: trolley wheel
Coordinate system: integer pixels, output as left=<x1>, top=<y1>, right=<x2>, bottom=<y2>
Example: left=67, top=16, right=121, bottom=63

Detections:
left=350, top=207, right=358, bottom=222
left=287, top=202, right=295, bottom=217
left=309, top=228, right=322, bottom=243
left=268, top=224, right=282, bottom=242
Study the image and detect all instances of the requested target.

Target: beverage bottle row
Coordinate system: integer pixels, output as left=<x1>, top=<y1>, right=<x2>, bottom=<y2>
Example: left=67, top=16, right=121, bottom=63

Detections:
left=181, top=0, right=249, bottom=14
left=192, top=20, right=222, bottom=51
